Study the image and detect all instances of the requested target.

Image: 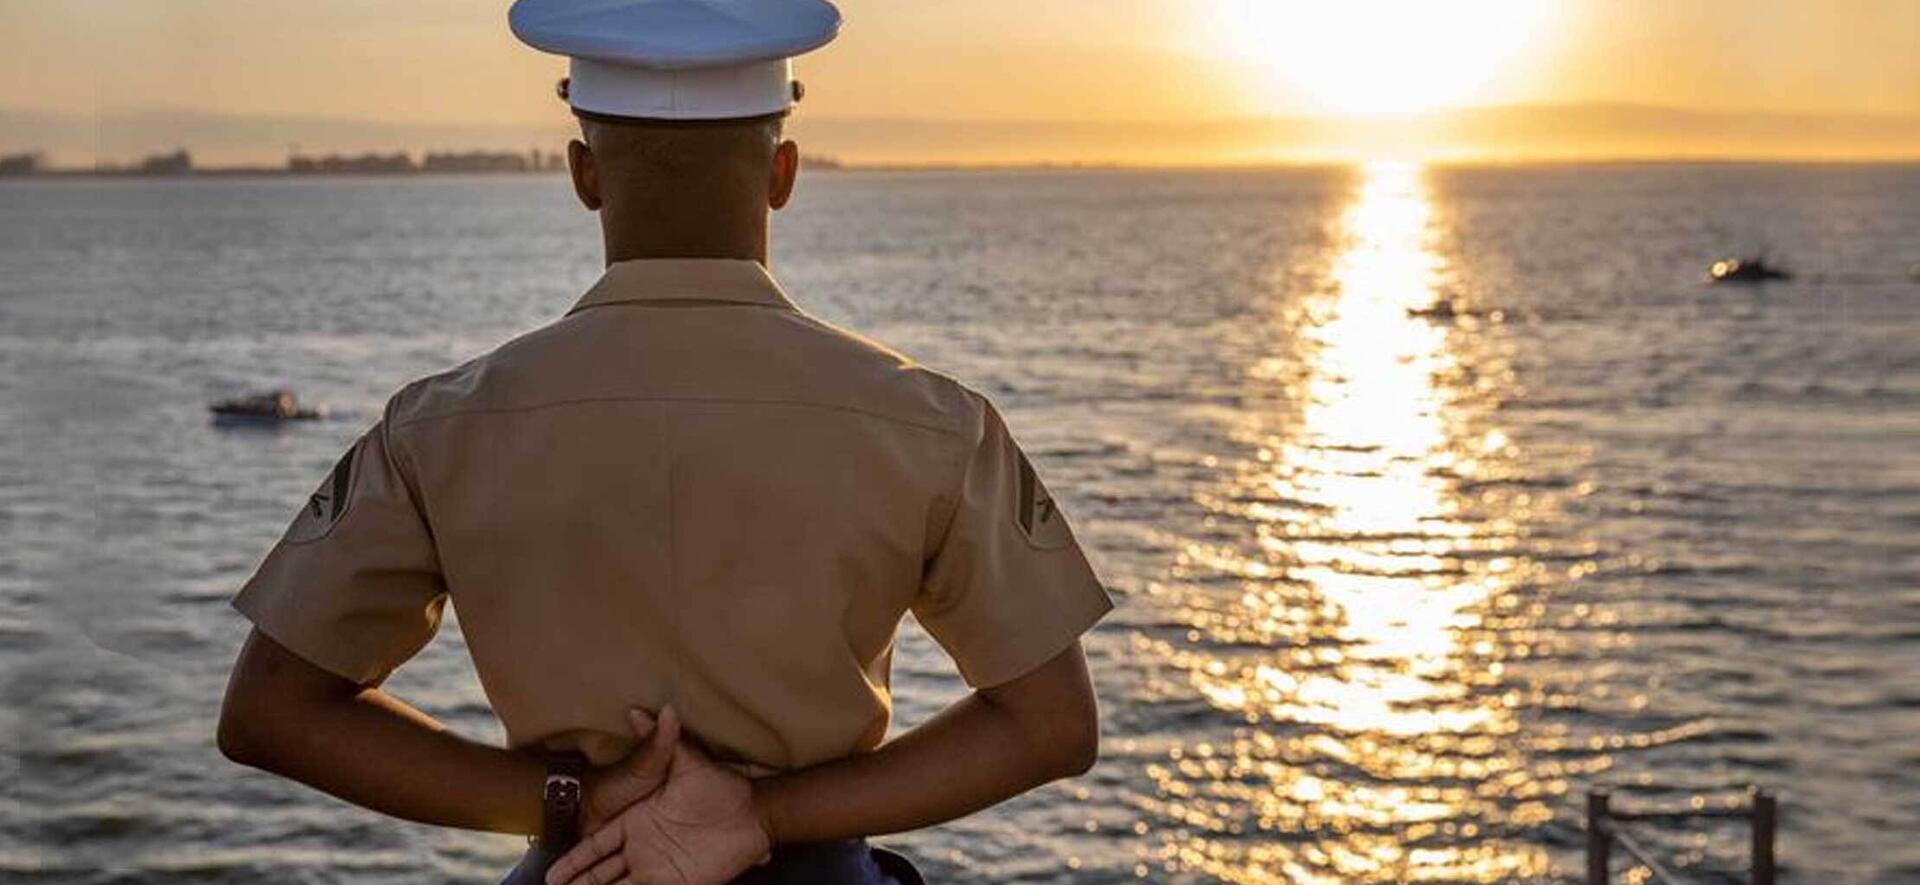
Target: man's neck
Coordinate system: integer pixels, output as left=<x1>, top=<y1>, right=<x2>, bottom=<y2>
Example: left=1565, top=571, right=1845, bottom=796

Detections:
left=602, top=227, right=767, bottom=267
left=605, top=252, right=767, bottom=267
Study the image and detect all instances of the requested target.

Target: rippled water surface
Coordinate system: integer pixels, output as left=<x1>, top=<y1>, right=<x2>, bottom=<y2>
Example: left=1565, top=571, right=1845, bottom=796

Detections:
left=3, top=165, right=1918, bottom=883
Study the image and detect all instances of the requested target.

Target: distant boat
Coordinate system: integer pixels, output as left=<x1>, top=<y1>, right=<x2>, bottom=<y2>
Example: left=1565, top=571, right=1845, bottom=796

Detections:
left=1407, top=298, right=1509, bottom=323
left=210, top=389, right=321, bottom=426
left=1709, top=256, right=1792, bottom=284
left=1407, top=299, right=1460, bottom=320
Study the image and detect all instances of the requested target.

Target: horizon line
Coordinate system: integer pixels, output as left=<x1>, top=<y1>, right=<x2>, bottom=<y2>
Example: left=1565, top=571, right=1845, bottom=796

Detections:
left=7, top=99, right=1920, bottom=128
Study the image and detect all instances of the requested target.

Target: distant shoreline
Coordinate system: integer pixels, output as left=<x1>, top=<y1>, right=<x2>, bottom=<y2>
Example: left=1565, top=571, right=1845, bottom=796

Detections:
left=8, top=167, right=572, bottom=179
left=10, top=101, right=1917, bottom=175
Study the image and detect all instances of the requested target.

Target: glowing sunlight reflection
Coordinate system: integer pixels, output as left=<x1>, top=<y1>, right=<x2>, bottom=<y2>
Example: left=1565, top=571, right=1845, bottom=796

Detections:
left=1142, top=164, right=1556, bottom=883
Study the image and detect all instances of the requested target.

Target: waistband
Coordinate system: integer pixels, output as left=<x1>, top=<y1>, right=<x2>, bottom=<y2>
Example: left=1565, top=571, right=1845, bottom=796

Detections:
left=502, top=838, right=919, bottom=885
left=733, top=838, right=892, bottom=884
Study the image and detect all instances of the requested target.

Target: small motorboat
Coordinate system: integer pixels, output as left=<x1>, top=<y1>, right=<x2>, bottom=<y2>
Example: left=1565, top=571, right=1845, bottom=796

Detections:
left=1407, top=298, right=1460, bottom=320
left=1709, top=256, right=1792, bottom=284
left=1407, top=298, right=1508, bottom=323
left=210, top=389, right=322, bottom=426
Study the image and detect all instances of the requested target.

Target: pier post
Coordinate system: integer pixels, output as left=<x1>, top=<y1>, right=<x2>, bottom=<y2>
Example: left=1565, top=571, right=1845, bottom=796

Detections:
left=1751, top=787, right=1776, bottom=885
left=1586, top=788, right=1611, bottom=885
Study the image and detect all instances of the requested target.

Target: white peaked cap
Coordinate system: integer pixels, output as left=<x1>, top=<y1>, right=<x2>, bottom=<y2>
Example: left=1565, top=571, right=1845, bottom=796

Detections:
left=510, top=0, right=842, bottom=122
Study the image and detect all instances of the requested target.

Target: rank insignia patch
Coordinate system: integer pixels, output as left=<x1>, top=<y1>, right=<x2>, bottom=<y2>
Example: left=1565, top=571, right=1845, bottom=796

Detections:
left=285, top=439, right=360, bottom=544
left=1015, top=451, right=1071, bottom=549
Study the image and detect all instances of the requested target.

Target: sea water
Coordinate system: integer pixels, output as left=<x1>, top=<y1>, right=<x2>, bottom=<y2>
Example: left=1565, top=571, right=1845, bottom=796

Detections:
left=3, top=164, right=1918, bottom=883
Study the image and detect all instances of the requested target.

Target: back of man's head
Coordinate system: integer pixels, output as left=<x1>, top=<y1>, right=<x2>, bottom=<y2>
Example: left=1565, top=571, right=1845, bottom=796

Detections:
left=567, top=114, right=799, bottom=263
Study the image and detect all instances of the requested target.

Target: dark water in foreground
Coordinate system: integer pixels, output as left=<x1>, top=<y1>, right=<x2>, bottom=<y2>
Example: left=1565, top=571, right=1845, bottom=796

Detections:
left=2, top=165, right=1918, bottom=883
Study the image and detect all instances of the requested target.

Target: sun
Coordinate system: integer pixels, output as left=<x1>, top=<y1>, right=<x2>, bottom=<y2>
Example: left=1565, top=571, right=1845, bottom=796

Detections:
left=1202, top=0, right=1560, bottom=117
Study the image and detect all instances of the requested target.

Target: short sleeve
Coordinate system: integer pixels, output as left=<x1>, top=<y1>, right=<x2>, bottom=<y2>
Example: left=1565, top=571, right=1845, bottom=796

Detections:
left=232, top=418, right=446, bottom=686
left=914, top=396, right=1112, bottom=688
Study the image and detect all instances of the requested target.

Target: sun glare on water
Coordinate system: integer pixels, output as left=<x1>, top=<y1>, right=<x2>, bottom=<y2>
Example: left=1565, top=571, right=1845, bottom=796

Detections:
left=1134, top=163, right=1561, bottom=881
left=1204, top=0, right=1560, bottom=117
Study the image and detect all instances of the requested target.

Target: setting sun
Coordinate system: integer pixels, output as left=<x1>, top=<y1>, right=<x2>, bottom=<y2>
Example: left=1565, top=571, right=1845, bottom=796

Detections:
left=1203, top=0, right=1561, bottom=117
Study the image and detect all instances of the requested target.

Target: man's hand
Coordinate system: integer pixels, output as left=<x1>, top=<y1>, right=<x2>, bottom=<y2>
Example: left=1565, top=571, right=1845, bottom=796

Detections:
left=582, top=707, right=679, bottom=832
left=547, top=710, right=771, bottom=885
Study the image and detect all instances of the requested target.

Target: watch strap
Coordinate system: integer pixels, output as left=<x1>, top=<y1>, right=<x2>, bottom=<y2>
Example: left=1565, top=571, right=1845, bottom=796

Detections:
left=541, top=752, right=588, bottom=851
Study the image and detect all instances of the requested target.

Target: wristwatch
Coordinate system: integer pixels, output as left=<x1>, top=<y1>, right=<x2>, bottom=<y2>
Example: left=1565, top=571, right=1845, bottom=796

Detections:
left=540, top=752, right=588, bottom=851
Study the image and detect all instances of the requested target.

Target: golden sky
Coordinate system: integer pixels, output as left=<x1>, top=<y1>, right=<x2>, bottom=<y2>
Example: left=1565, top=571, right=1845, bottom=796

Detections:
left=2, top=0, right=1916, bottom=164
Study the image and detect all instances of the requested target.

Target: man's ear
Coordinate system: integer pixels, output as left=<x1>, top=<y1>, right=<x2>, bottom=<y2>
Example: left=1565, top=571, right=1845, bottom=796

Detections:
left=567, top=138, right=602, bottom=211
left=768, top=139, right=800, bottom=211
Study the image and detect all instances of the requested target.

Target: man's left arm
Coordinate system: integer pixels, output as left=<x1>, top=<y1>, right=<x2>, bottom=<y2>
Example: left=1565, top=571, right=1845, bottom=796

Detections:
left=218, top=628, right=548, bottom=835
left=219, top=628, right=675, bottom=836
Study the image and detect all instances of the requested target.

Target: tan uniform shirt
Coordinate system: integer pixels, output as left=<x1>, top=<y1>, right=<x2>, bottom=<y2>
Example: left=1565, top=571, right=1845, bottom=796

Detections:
left=234, top=259, right=1111, bottom=769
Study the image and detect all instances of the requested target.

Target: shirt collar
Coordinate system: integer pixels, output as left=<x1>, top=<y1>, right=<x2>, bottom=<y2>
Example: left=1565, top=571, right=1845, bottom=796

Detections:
left=568, top=259, right=796, bottom=314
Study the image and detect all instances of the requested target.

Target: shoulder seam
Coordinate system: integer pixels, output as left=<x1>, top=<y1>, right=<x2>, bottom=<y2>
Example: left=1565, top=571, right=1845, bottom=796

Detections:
left=391, top=394, right=972, bottom=438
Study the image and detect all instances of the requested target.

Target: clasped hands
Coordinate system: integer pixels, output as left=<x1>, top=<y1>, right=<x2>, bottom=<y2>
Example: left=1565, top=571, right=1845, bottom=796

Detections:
left=545, top=706, right=772, bottom=885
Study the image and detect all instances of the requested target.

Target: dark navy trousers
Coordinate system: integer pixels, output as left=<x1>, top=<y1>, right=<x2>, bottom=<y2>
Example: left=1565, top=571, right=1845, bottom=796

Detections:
left=501, top=838, right=912, bottom=885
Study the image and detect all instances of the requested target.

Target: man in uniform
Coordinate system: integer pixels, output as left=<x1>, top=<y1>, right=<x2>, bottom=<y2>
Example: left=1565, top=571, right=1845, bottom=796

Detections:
left=215, top=1, right=1113, bottom=883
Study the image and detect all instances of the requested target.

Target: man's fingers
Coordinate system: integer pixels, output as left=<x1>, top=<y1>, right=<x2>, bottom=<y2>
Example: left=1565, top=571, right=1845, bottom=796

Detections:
left=625, top=706, right=656, bottom=738
left=595, top=705, right=678, bottom=814
left=560, top=850, right=626, bottom=885
left=654, top=704, right=681, bottom=747
left=544, top=820, right=624, bottom=885
left=629, top=705, right=678, bottom=787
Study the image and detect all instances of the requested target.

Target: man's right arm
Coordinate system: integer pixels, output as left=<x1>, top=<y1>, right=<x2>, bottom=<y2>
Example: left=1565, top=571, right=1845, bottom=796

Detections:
left=752, top=640, right=1099, bottom=843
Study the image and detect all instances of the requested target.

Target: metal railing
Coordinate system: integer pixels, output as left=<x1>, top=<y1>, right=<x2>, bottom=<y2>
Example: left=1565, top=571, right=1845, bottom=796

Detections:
left=1584, top=787, right=1777, bottom=885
